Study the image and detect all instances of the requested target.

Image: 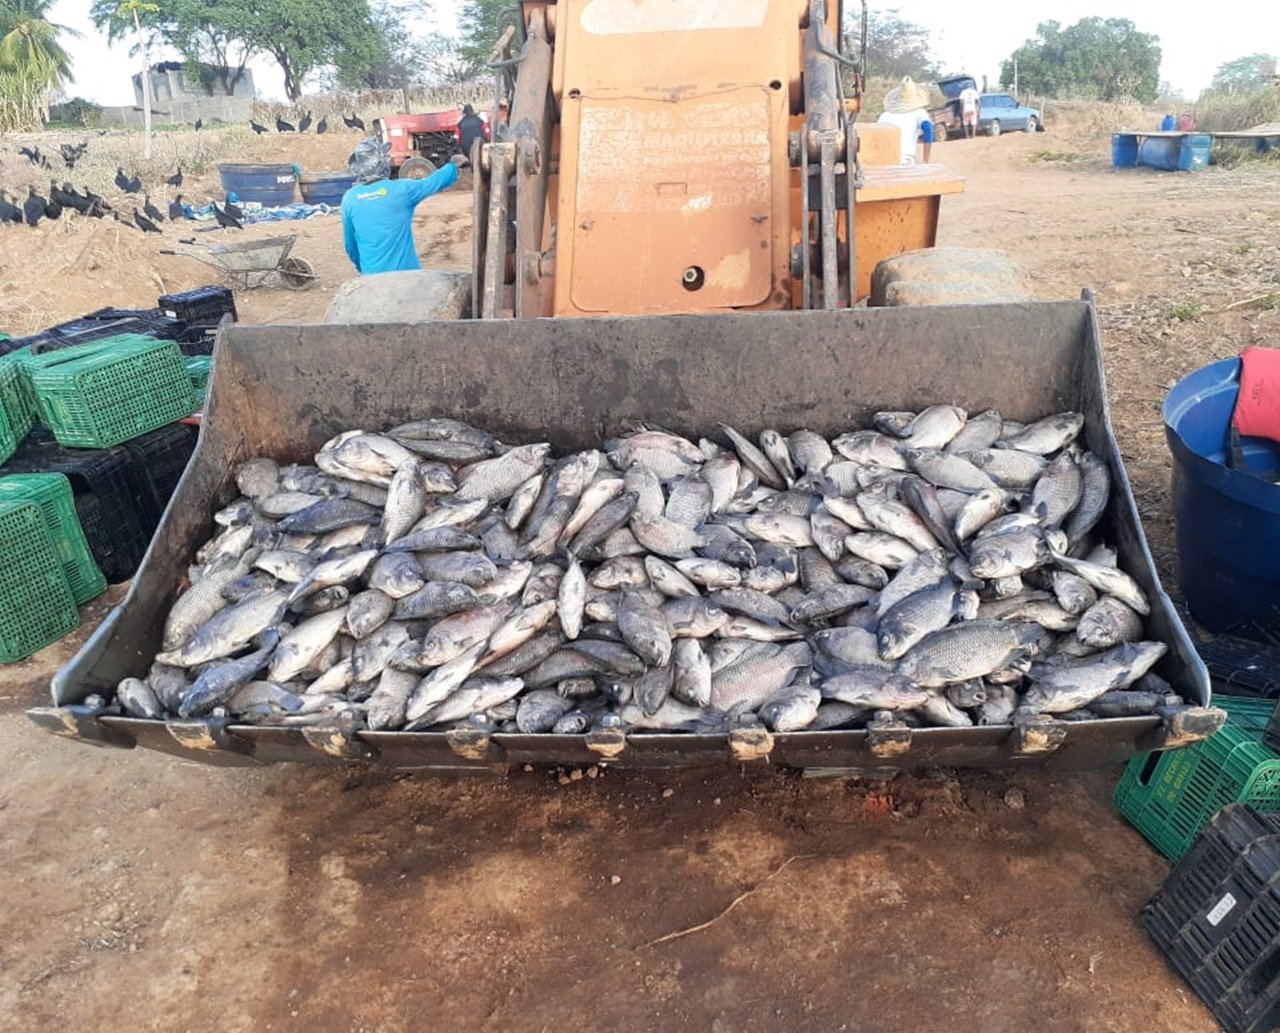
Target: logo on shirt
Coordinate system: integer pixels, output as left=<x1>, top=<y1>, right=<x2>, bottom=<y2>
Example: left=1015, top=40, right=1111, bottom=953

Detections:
left=355, top=187, right=389, bottom=200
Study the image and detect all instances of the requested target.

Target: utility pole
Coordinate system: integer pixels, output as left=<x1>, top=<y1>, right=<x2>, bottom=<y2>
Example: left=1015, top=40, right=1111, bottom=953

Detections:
left=118, top=0, right=159, bottom=159
left=1014, top=56, right=1019, bottom=96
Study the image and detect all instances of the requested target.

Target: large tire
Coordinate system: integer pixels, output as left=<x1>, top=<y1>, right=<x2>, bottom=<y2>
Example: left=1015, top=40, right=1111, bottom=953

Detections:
left=869, top=247, right=1034, bottom=307
left=933, top=120, right=949, bottom=143
left=398, top=156, right=436, bottom=180
left=986, top=119, right=1002, bottom=138
left=1025, top=116, right=1039, bottom=133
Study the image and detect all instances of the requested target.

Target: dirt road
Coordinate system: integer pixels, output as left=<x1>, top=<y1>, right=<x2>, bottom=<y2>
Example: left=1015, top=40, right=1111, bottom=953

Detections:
left=4, top=125, right=1279, bottom=1031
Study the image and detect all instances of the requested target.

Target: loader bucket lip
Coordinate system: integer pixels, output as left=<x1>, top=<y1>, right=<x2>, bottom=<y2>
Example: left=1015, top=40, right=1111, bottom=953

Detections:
left=45, top=296, right=1209, bottom=771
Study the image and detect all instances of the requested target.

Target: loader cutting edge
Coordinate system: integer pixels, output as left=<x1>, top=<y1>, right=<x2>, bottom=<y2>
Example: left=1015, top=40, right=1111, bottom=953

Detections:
left=38, top=300, right=1213, bottom=771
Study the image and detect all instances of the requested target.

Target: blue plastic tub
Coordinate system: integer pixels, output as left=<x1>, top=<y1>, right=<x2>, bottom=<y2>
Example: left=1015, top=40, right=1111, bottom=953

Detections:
left=217, top=163, right=297, bottom=206
left=1164, top=358, right=1280, bottom=635
left=1112, top=134, right=1212, bottom=171
left=1112, top=134, right=1139, bottom=168
left=298, top=171, right=355, bottom=207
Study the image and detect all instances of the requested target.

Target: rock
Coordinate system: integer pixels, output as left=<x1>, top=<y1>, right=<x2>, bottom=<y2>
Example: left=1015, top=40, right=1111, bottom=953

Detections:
left=661, top=787, right=674, bottom=798
left=610, top=874, right=622, bottom=885
left=1004, top=787, right=1026, bottom=810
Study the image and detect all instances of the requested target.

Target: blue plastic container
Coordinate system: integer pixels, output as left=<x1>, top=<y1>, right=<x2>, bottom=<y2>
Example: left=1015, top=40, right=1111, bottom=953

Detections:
left=1140, top=134, right=1212, bottom=171
left=1112, top=134, right=1139, bottom=168
left=1164, top=358, right=1280, bottom=635
left=217, top=163, right=297, bottom=205
left=298, top=171, right=355, bottom=206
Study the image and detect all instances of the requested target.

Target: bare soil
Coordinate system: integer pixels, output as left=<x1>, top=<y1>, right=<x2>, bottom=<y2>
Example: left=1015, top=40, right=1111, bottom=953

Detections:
left=4, top=122, right=1280, bottom=1031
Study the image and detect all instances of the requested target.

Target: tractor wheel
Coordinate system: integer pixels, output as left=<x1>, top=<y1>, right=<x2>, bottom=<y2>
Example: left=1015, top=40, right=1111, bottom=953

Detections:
left=869, top=247, right=1034, bottom=307
left=399, top=157, right=436, bottom=180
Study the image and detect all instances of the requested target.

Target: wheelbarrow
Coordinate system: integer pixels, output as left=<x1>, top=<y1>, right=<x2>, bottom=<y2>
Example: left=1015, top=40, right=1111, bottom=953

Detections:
left=161, top=234, right=316, bottom=291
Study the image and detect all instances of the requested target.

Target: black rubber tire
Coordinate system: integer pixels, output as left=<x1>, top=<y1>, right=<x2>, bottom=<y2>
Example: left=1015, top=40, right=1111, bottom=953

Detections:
left=280, top=256, right=316, bottom=291
left=933, top=121, right=949, bottom=143
left=1025, top=116, right=1039, bottom=134
left=987, top=119, right=1002, bottom=138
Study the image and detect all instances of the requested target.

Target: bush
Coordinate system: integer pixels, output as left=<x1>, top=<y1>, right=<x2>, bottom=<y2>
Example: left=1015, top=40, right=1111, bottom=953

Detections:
left=47, top=96, right=103, bottom=128
left=1196, top=84, right=1280, bottom=132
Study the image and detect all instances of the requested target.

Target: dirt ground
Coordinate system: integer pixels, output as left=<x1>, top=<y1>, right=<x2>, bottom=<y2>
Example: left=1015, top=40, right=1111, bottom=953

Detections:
left=3, top=120, right=1279, bottom=1031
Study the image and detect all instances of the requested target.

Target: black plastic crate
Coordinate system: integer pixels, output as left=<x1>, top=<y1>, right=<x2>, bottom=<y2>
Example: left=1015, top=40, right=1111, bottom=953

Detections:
left=42, top=314, right=184, bottom=350
left=157, top=286, right=236, bottom=326
left=175, top=324, right=217, bottom=356
left=0, top=428, right=157, bottom=582
left=1140, top=804, right=1280, bottom=1033
left=1199, top=637, right=1280, bottom=700
left=123, top=422, right=196, bottom=520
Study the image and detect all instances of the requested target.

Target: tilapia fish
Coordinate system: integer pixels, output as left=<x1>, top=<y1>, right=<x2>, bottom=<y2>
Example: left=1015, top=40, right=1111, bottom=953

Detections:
left=111, top=407, right=1183, bottom=736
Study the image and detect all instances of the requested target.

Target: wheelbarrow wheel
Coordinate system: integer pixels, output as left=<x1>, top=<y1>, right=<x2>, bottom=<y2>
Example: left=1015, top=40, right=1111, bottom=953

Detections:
left=280, top=256, right=316, bottom=291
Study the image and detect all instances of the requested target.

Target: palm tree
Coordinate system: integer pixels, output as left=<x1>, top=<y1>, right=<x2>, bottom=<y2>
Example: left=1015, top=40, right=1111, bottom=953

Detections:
left=0, top=0, right=79, bottom=127
left=0, top=0, right=79, bottom=90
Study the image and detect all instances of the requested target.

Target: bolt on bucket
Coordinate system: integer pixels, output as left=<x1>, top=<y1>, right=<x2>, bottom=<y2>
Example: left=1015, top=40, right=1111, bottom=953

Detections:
left=1164, top=357, right=1280, bottom=638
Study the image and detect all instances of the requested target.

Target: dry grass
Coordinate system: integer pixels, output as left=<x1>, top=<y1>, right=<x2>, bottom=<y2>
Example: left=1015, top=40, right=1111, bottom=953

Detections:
left=1196, top=85, right=1280, bottom=132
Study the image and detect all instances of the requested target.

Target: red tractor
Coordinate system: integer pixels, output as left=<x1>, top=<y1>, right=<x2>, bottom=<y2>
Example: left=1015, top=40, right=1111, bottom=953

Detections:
left=373, top=107, right=499, bottom=179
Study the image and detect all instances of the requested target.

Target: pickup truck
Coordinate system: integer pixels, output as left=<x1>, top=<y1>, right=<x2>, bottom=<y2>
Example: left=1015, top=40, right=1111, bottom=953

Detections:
left=929, top=75, right=1044, bottom=139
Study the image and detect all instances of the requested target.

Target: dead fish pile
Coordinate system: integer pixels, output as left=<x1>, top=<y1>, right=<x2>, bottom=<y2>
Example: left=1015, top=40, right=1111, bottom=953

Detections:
left=110, top=408, right=1187, bottom=736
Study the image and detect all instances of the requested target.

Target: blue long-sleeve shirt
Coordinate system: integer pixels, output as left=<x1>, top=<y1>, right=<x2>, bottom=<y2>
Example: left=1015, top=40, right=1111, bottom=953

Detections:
left=340, top=163, right=458, bottom=275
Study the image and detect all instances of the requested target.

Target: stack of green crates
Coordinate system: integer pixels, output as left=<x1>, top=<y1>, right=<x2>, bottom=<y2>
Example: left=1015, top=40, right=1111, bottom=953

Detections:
left=0, top=497, right=80, bottom=662
left=0, top=349, right=35, bottom=441
left=184, top=356, right=212, bottom=403
left=1115, top=695, right=1280, bottom=860
left=28, top=334, right=196, bottom=448
left=0, top=474, right=105, bottom=604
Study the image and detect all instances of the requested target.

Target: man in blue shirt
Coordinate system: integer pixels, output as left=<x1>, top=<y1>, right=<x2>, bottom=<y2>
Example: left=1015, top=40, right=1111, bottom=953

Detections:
left=341, top=138, right=466, bottom=275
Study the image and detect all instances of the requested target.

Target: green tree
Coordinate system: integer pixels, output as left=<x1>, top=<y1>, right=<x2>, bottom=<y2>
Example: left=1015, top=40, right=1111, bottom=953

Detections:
left=91, top=0, right=382, bottom=101
left=1208, top=53, right=1277, bottom=93
left=0, top=0, right=79, bottom=128
left=858, top=9, right=940, bottom=83
left=0, top=0, right=76, bottom=87
left=457, top=0, right=522, bottom=76
left=1001, top=18, right=1161, bottom=102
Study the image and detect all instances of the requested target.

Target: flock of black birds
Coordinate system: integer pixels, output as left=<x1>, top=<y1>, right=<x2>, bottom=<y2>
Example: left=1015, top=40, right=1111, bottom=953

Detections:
left=3, top=110, right=364, bottom=234
left=249, top=111, right=363, bottom=136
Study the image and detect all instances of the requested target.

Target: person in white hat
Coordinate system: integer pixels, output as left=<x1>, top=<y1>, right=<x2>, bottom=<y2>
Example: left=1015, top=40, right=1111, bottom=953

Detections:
left=876, top=77, right=935, bottom=165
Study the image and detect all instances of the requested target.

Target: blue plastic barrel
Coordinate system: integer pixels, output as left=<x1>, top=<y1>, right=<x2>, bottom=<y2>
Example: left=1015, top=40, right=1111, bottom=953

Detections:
left=1112, top=134, right=1139, bottom=167
left=1137, top=134, right=1212, bottom=172
left=1164, top=358, right=1280, bottom=634
left=217, top=163, right=297, bottom=205
left=298, top=171, right=355, bottom=206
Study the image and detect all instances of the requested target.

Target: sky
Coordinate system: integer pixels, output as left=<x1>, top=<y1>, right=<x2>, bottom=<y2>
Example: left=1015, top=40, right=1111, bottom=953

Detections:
left=47, top=0, right=1280, bottom=106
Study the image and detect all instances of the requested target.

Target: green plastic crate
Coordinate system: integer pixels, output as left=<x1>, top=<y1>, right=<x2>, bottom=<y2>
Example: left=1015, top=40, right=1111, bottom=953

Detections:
left=0, top=350, right=34, bottom=440
left=29, top=335, right=196, bottom=449
left=0, top=386, right=15, bottom=467
left=0, top=474, right=105, bottom=604
left=1115, top=696, right=1280, bottom=861
left=0, top=498, right=80, bottom=663
left=184, top=356, right=211, bottom=401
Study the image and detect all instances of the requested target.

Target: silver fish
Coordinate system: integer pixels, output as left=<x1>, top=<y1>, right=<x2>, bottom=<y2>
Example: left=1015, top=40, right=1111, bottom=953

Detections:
left=998, top=412, right=1084, bottom=455
left=381, top=458, right=430, bottom=543
left=896, top=620, right=1043, bottom=687
left=665, top=477, right=713, bottom=529
left=1029, top=451, right=1082, bottom=529
left=962, top=449, right=1048, bottom=491
left=759, top=430, right=797, bottom=488
left=844, top=532, right=919, bottom=570
left=392, top=581, right=478, bottom=621
left=268, top=607, right=349, bottom=683
left=645, top=556, right=700, bottom=598
left=558, top=558, right=588, bottom=639
left=662, top=597, right=730, bottom=639
left=455, top=443, right=551, bottom=502
left=710, top=641, right=811, bottom=711
left=618, top=591, right=673, bottom=667
left=877, top=581, right=973, bottom=661
left=954, top=489, right=1011, bottom=543
left=1051, top=551, right=1150, bottom=615
left=236, top=458, right=280, bottom=500
left=945, top=410, right=1003, bottom=454
left=630, top=512, right=706, bottom=558
left=1023, top=641, right=1166, bottom=712
left=903, top=448, right=996, bottom=494
left=405, top=642, right=487, bottom=721
left=820, top=667, right=927, bottom=710
left=1064, top=452, right=1111, bottom=547
left=516, top=688, right=575, bottom=733
left=159, top=590, right=288, bottom=668
left=178, top=630, right=279, bottom=715
left=671, top=639, right=712, bottom=707
left=366, top=666, right=419, bottom=730
left=759, top=684, right=821, bottom=731
left=117, top=678, right=162, bottom=719
left=902, top=405, right=967, bottom=449
left=1077, top=596, right=1143, bottom=648
left=875, top=551, right=962, bottom=620
left=720, top=423, right=784, bottom=489
left=832, top=430, right=909, bottom=470
left=1052, top=571, right=1098, bottom=615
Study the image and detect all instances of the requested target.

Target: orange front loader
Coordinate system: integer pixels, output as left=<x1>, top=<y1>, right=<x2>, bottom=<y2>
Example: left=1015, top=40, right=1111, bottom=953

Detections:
left=471, top=0, right=962, bottom=319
